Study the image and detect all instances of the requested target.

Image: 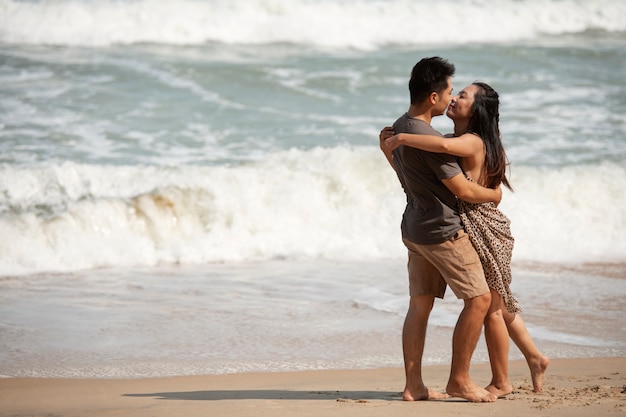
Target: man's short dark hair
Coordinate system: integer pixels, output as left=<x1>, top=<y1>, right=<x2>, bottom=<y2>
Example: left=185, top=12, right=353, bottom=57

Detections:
left=409, top=57, right=455, bottom=104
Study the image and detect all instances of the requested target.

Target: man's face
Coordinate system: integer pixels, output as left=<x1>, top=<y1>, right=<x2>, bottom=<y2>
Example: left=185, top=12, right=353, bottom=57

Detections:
left=434, top=77, right=454, bottom=116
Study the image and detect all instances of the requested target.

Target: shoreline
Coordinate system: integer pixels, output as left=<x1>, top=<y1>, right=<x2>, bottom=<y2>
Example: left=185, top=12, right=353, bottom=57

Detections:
left=1, top=357, right=624, bottom=417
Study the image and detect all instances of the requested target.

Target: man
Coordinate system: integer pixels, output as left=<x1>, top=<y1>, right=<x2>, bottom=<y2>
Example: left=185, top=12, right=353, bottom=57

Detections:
left=379, top=57, right=499, bottom=403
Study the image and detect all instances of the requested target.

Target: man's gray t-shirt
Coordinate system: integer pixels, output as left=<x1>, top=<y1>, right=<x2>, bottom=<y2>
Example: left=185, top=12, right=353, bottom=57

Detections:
left=391, top=113, right=463, bottom=245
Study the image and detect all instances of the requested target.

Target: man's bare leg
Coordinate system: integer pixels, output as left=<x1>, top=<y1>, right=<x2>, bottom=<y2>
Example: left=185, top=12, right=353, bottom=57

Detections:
left=446, top=292, right=497, bottom=402
left=402, top=295, right=448, bottom=401
left=503, top=311, right=550, bottom=392
left=484, top=290, right=513, bottom=397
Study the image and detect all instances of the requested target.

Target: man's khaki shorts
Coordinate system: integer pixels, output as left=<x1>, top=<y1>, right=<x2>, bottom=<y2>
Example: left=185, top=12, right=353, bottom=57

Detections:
left=403, top=229, right=488, bottom=300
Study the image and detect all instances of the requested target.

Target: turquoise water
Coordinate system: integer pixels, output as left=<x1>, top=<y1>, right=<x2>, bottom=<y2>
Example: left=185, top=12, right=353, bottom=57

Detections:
left=2, top=37, right=625, bottom=272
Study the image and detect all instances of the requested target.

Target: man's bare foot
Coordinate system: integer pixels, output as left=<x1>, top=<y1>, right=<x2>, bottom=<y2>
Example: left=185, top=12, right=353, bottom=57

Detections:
left=403, top=387, right=449, bottom=401
left=529, top=355, right=550, bottom=393
left=446, top=380, right=497, bottom=403
left=485, top=382, right=513, bottom=398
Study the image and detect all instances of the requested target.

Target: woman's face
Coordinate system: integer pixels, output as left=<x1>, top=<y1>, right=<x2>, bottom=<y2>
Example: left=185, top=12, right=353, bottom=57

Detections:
left=446, top=84, right=478, bottom=121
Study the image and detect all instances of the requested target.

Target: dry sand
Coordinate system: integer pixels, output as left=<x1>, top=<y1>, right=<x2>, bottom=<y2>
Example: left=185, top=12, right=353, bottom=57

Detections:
left=1, top=357, right=624, bottom=417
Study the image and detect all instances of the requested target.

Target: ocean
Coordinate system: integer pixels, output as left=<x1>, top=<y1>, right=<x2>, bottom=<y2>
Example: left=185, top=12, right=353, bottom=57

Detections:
left=0, top=0, right=625, bottom=378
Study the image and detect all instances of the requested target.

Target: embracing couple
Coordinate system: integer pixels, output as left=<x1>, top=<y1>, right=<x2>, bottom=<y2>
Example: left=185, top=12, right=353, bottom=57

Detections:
left=378, top=57, right=549, bottom=403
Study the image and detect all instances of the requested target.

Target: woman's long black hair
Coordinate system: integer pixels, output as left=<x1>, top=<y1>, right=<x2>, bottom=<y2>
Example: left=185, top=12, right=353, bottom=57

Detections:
left=466, top=82, right=512, bottom=191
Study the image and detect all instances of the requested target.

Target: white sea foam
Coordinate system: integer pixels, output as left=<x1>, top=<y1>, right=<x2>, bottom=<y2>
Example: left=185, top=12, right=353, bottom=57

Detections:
left=1, top=0, right=624, bottom=48
left=501, top=163, right=626, bottom=263
left=0, top=148, right=623, bottom=275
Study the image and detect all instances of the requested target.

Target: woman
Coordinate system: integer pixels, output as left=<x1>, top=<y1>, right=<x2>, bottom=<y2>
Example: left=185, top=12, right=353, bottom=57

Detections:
left=382, top=82, right=549, bottom=395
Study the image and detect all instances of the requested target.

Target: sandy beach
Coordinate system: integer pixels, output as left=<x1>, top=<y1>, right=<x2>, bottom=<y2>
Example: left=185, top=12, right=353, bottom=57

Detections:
left=1, top=357, right=623, bottom=417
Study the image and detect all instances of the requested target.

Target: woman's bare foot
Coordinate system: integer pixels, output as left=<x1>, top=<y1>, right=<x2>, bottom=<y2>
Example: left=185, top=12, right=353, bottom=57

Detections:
left=446, top=380, right=497, bottom=403
left=403, top=387, right=449, bottom=401
left=485, top=382, right=513, bottom=398
left=529, top=355, right=550, bottom=393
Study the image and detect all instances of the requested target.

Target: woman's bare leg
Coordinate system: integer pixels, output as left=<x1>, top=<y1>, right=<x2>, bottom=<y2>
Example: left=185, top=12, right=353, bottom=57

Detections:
left=502, top=311, right=549, bottom=392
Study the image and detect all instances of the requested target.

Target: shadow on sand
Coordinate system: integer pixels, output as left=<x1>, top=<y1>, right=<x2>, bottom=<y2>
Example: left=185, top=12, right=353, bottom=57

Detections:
left=124, top=389, right=403, bottom=402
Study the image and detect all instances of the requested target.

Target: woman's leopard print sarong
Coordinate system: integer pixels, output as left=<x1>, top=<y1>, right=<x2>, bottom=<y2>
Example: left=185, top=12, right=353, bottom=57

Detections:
left=458, top=199, right=521, bottom=314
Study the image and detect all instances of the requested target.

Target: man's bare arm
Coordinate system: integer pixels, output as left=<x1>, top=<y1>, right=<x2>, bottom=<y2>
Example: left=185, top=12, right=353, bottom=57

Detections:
left=442, top=173, right=502, bottom=205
